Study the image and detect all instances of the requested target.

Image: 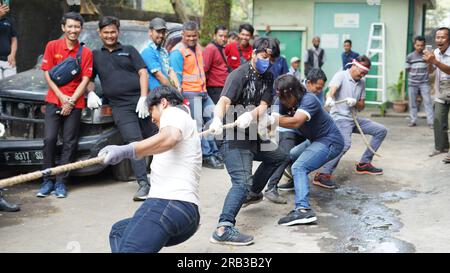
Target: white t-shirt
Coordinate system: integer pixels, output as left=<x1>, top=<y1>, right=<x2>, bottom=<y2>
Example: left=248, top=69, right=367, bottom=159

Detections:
left=148, top=106, right=202, bottom=207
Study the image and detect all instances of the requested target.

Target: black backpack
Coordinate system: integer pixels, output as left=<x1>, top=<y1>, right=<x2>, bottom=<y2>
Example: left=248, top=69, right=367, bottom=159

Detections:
left=49, top=43, right=84, bottom=86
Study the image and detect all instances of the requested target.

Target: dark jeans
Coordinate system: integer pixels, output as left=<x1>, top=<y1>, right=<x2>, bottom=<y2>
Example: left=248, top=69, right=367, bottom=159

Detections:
left=207, top=86, right=223, bottom=105
left=266, top=130, right=306, bottom=191
left=43, top=103, right=81, bottom=184
left=109, top=198, right=200, bottom=253
left=433, top=101, right=450, bottom=151
left=218, top=141, right=288, bottom=227
left=112, top=106, right=158, bottom=183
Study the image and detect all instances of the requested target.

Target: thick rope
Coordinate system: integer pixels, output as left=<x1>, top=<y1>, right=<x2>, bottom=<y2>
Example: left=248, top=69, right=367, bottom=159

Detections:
left=0, top=156, right=105, bottom=188
left=328, top=100, right=381, bottom=157
left=0, top=122, right=237, bottom=188
left=352, top=109, right=382, bottom=158
left=199, top=122, right=237, bottom=136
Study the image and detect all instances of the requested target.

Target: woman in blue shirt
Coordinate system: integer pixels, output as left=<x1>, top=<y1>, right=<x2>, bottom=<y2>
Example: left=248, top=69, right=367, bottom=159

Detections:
left=269, top=74, right=344, bottom=226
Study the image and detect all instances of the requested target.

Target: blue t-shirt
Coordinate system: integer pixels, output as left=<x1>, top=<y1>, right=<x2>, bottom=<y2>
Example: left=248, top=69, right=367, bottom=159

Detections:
left=341, top=50, right=359, bottom=70
left=141, top=40, right=170, bottom=90
left=279, top=92, right=344, bottom=147
left=269, top=56, right=289, bottom=80
left=169, top=49, right=184, bottom=85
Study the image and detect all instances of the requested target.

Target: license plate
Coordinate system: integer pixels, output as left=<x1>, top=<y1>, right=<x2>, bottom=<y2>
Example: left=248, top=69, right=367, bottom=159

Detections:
left=1, top=151, right=44, bottom=165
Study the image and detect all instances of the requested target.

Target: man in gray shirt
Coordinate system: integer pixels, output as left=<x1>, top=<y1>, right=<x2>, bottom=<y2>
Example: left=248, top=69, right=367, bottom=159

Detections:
left=406, top=36, right=433, bottom=128
left=424, top=27, right=450, bottom=163
left=314, top=55, right=387, bottom=188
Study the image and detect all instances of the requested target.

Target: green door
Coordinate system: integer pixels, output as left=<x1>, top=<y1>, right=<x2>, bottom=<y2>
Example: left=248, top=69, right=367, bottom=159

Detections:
left=314, top=3, right=380, bottom=101
left=268, top=30, right=302, bottom=69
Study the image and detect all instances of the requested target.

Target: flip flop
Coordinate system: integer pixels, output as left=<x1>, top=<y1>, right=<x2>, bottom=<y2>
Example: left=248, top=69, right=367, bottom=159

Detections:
left=443, top=157, right=450, bottom=164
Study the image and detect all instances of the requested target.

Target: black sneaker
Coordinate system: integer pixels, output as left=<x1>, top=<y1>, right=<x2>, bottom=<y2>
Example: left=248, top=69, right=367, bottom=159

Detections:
left=278, top=209, right=317, bottom=226
left=355, top=163, right=383, bottom=175
left=203, top=156, right=224, bottom=169
left=278, top=179, right=294, bottom=191
left=313, top=173, right=336, bottom=189
left=264, top=189, right=287, bottom=204
left=210, top=226, right=254, bottom=246
left=242, top=192, right=263, bottom=208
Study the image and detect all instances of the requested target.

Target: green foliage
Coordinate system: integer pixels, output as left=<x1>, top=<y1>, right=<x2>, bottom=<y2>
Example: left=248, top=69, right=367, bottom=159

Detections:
left=387, top=70, right=405, bottom=101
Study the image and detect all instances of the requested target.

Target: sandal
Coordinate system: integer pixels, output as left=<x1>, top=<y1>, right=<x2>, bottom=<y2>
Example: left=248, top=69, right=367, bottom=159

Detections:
left=443, top=157, right=450, bottom=164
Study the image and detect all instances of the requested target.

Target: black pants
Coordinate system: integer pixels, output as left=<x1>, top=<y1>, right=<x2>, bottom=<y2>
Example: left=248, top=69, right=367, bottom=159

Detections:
left=43, top=103, right=82, bottom=184
left=207, top=86, right=223, bottom=105
left=266, top=131, right=306, bottom=191
left=112, top=105, right=158, bottom=183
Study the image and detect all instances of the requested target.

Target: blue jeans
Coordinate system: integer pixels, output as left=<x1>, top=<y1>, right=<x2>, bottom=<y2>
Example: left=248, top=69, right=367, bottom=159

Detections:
left=290, top=141, right=343, bottom=209
left=266, top=131, right=306, bottom=191
left=321, top=118, right=387, bottom=174
left=185, top=93, right=219, bottom=158
left=109, top=198, right=200, bottom=253
left=218, top=141, right=288, bottom=227
left=409, top=83, right=433, bottom=124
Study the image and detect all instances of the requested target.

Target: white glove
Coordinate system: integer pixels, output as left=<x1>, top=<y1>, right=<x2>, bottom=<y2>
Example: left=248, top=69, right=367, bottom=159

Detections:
left=136, top=96, right=150, bottom=119
left=258, top=112, right=278, bottom=132
left=99, top=143, right=136, bottom=165
left=87, top=91, right=102, bottom=109
left=345, top=97, right=357, bottom=107
left=0, top=123, right=5, bottom=137
left=209, top=117, right=223, bottom=135
left=236, top=112, right=253, bottom=129
left=325, top=97, right=335, bottom=108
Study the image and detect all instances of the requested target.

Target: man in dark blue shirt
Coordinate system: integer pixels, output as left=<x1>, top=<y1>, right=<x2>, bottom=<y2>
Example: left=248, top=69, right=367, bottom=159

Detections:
left=342, top=39, right=359, bottom=70
left=0, top=4, right=17, bottom=79
left=269, top=74, right=344, bottom=226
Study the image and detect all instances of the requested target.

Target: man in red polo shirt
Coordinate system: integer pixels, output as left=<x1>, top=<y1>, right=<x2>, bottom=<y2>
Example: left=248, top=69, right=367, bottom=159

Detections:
left=37, top=12, right=93, bottom=199
left=224, top=23, right=254, bottom=71
left=203, top=24, right=230, bottom=104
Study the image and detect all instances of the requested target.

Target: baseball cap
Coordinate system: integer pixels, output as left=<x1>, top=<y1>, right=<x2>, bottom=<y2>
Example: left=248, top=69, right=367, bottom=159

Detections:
left=290, top=57, right=300, bottom=64
left=149, top=17, right=167, bottom=30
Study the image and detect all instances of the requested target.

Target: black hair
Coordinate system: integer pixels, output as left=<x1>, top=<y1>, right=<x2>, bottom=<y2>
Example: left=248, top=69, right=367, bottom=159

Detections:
left=274, top=74, right=306, bottom=102
left=355, top=55, right=371, bottom=68
left=214, top=24, right=228, bottom=35
left=147, top=85, right=184, bottom=107
left=344, top=39, right=352, bottom=46
left=306, top=68, right=327, bottom=84
left=271, top=38, right=281, bottom=59
left=239, top=23, right=254, bottom=36
left=98, top=16, right=120, bottom=30
left=228, top=31, right=238, bottom=39
left=61, top=12, right=84, bottom=27
left=183, top=21, right=198, bottom=32
left=436, top=27, right=450, bottom=37
left=253, top=37, right=279, bottom=58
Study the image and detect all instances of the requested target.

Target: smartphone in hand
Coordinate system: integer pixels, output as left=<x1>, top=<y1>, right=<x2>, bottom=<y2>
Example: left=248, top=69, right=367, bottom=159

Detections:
left=425, top=45, right=433, bottom=52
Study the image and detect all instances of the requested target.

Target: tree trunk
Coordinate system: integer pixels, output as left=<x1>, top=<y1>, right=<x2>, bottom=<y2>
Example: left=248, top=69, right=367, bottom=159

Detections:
left=170, top=0, right=190, bottom=23
left=200, top=0, right=231, bottom=46
left=11, top=0, right=67, bottom=72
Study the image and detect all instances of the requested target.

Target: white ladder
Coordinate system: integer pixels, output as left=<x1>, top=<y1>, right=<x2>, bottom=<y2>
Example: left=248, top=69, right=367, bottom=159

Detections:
left=365, top=22, right=387, bottom=105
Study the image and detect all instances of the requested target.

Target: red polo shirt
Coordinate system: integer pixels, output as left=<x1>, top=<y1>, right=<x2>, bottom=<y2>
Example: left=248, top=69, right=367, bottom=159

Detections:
left=203, top=43, right=229, bottom=87
left=224, top=41, right=252, bottom=70
left=41, top=39, right=93, bottom=109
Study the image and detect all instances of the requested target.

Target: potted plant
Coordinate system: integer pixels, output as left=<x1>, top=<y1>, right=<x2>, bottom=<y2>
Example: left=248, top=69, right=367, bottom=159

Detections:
left=388, top=70, right=408, bottom=113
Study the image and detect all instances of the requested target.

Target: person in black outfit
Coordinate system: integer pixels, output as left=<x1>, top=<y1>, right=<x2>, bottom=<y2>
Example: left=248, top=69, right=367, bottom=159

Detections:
left=87, top=16, right=158, bottom=201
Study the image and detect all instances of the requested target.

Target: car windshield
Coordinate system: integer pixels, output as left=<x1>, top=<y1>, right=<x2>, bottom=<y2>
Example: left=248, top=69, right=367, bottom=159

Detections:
left=78, top=28, right=149, bottom=52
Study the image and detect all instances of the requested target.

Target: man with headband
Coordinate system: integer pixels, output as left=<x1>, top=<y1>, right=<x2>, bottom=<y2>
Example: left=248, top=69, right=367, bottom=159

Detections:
left=316, top=55, right=387, bottom=189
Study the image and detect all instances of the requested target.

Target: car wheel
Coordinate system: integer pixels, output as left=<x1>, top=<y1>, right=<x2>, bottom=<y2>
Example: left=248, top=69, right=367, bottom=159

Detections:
left=111, top=156, right=152, bottom=182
